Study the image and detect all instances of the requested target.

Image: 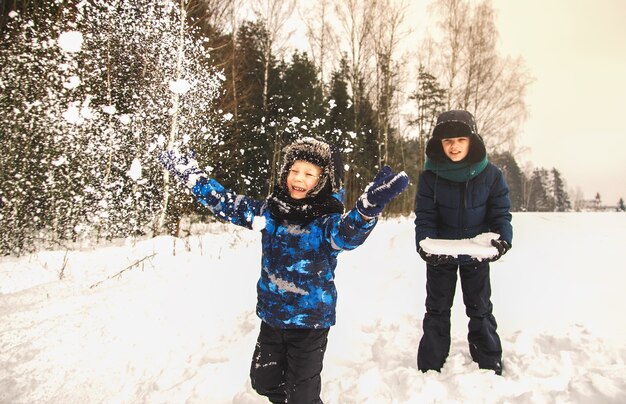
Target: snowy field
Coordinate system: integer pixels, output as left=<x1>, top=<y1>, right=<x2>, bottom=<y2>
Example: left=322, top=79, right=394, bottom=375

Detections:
left=1, top=212, right=625, bottom=403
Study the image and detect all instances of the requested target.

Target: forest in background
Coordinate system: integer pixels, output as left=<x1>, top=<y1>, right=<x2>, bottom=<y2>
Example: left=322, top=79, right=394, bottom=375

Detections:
left=1, top=0, right=619, bottom=256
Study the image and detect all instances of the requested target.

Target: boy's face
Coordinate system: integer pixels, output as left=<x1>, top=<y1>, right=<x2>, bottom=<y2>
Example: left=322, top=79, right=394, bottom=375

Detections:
left=286, top=160, right=323, bottom=199
left=441, top=136, right=470, bottom=162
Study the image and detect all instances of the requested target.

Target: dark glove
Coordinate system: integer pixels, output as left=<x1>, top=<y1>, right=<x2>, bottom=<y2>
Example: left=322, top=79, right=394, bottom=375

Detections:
left=486, top=239, right=511, bottom=262
left=356, top=166, right=409, bottom=217
left=418, top=247, right=456, bottom=266
left=158, top=149, right=205, bottom=188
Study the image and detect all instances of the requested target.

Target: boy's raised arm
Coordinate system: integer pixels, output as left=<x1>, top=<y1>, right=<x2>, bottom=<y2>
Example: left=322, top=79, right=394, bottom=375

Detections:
left=355, top=165, right=409, bottom=220
left=329, top=165, right=409, bottom=251
left=158, top=150, right=264, bottom=229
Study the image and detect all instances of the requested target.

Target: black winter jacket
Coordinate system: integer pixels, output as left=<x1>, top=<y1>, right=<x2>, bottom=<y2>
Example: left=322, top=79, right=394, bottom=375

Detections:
left=414, top=162, right=513, bottom=258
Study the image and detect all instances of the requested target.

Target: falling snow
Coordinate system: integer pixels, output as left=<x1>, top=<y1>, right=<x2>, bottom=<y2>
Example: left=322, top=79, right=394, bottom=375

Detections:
left=57, top=31, right=83, bottom=53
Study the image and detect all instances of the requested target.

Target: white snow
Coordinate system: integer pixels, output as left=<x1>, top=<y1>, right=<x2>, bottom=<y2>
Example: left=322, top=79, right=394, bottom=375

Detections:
left=169, top=78, right=192, bottom=95
left=63, top=75, right=81, bottom=90
left=101, top=105, right=116, bottom=115
left=80, top=96, right=95, bottom=120
left=62, top=104, right=81, bottom=124
left=51, top=156, right=68, bottom=167
left=127, top=158, right=142, bottom=181
left=118, top=114, right=131, bottom=125
left=57, top=31, right=83, bottom=53
left=420, top=232, right=500, bottom=259
left=251, top=215, right=267, bottom=232
left=1, top=212, right=625, bottom=403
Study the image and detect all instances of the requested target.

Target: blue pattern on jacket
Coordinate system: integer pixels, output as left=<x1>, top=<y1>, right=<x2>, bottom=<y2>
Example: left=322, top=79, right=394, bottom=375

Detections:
left=414, top=162, right=513, bottom=261
left=191, top=177, right=377, bottom=329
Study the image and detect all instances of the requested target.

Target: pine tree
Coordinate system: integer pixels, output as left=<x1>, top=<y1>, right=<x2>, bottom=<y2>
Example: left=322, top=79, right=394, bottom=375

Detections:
left=594, top=192, right=602, bottom=211
left=491, top=151, right=524, bottom=211
left=527, top=168, right=552, bottom=212
left=325, top=57, right=355, bottom=151
left=266, top=51, right=326, bottom=193
left=210, top=20, right=273, bottom=198
left=409, top=65, right=446, bottom=176
left=551, top=168, right=571, bottom=212
left=276, top=51, right=325, bottom=126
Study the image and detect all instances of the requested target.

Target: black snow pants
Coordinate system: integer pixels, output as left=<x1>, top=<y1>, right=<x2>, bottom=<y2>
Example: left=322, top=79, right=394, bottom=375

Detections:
left=250, top=321, right=329, bottom=403
left=417, top=261, right=502, bottom=374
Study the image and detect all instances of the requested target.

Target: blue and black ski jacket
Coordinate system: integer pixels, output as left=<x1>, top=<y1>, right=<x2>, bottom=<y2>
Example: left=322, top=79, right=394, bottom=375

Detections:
left=190, top=177, right=377, bottom=329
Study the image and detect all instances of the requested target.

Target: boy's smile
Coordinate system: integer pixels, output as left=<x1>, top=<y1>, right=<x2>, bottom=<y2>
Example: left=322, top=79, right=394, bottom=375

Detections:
left=286, top=160, right=322, bottom=199
left=441, top=136, right=470, bottom=162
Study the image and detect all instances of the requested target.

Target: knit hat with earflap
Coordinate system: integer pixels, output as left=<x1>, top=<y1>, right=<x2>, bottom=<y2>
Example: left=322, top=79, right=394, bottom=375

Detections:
left=278, top=137, right=344, bottom=197
left=268, top=137, right=345, bottom=222
left=425, top=109, right=487, bottom=164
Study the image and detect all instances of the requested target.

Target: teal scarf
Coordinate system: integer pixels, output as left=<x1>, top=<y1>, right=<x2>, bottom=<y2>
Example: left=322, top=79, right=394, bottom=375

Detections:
left=424, top=155, right=489, bottom=183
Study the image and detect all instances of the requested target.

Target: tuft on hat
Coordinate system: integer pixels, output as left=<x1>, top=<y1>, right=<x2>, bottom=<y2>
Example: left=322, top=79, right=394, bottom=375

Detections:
left=279, top=137, right=343, bottom=196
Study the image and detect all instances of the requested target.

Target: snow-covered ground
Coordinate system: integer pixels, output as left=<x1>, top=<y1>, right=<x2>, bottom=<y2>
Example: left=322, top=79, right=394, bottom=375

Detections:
left=1, top=212, right=625, bottom=403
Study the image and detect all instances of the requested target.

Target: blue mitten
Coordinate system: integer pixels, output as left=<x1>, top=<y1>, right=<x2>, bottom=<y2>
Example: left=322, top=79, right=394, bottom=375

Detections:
left=356, top=166, right=409, bottom=217
left=158, top=149, right=206, bottom=188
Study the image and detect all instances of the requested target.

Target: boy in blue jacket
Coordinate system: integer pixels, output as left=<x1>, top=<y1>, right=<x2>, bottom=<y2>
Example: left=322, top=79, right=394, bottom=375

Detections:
left=160, top=137, right=408, bottom=403
left=414, top=110, right=512, bottom=375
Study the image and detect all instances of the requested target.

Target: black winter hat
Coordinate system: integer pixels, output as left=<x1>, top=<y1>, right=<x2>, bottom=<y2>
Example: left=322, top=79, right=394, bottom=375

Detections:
left=431, top=109, right=478, bottom=139
left=279, top=137, right=344, bottom=196
left=426, top=109, right=486, bottom=164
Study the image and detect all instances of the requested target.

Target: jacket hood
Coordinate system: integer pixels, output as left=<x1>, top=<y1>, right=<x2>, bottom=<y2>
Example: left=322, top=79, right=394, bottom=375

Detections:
left=279, top=137, right=344, bottom=196
left=425, top=109, right=486, bottom=164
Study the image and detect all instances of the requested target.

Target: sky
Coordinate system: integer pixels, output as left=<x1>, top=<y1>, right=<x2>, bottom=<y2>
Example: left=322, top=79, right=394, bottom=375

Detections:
left=1, top=213, right=625, bottom=402
left=490, top=0, right=626, bottom=205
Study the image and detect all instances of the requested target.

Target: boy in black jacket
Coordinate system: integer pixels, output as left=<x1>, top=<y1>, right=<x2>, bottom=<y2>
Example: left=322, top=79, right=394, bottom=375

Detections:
left=414, top=110, right=512, bottom=375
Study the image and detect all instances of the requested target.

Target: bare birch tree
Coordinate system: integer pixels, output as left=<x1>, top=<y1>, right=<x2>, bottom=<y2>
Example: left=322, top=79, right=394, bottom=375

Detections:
left=157, top=0, right=188, bottom=234
left=157, top=0, right=226, bottom=234
left=300, top=0, right=338, bottom=93
left=459, top=1, right=532, bottom=151
left=431, top=0, right=470, bottom=110
left=185, top=0, right=231, bottom=35
left=429, top=0, right=532, bottom=152
left=250, top=0, right=296, bottom=193
left=228, top=0, right=242, bottom=133
left=251, top=0, right=296, bottom=113
left=371, top=0, right=409, bottom=165
left=333, top=0, right=378, bottom=133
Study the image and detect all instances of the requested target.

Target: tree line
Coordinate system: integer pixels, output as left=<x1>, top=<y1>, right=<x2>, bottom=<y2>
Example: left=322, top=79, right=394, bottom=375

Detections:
left=0, top=0, right=584, bottom=256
